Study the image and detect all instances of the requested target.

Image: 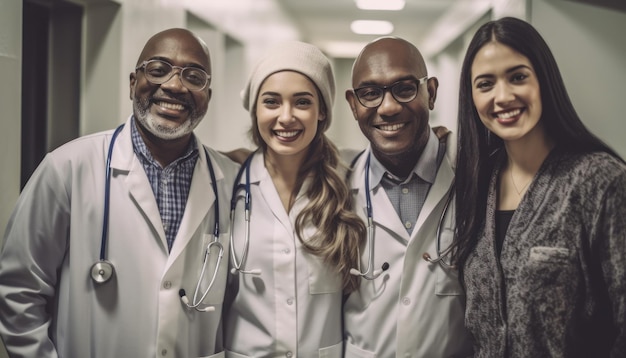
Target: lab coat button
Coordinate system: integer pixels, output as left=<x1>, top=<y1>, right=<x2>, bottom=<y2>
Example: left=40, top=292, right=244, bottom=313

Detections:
left=286, top=298, right=294, bottom=305
left=163, top=281, right=172, bottom=289
left=161, top=348, right=168, bottom=356
left=283, top=248, right=291, bottom=254
left=402, top=297, right=411, bottom=305
left=286, top=351, right=293, bottom=358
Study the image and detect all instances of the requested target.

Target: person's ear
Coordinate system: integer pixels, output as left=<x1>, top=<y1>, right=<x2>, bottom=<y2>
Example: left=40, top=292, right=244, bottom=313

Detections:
left=129, top=72, right=137, bottom=100
left=426, top=77, right=439, bottom=110
left=345, top=89, right=358, bottom=120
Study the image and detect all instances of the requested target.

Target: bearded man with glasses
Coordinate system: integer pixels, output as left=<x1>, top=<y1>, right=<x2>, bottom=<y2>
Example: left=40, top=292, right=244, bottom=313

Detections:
left=342, top=37, right=473, bottom=357
left=0, top=28, right=238, bottom=357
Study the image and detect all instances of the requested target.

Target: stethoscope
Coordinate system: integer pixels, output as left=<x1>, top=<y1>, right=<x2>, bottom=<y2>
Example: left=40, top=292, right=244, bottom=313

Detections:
left=229, top=153, right=262, bottom=276
left=91, top=123, right=224, bottom=312
left=421, top=182, right=455, bottom=270
left=348, top=151, right=455, bottom=280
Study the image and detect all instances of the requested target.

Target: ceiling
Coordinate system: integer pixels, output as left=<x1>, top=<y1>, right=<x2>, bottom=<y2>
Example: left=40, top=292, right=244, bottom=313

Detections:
left=273, top=0, right=460, bottom=58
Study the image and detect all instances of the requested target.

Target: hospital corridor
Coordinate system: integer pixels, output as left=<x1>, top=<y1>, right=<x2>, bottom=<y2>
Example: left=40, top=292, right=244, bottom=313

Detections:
left=0, top=0, right=625, bottom=356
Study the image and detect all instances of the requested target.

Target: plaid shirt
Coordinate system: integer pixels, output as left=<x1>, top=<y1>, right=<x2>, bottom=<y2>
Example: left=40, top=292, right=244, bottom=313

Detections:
left=130, top=118, right=199, bottom=251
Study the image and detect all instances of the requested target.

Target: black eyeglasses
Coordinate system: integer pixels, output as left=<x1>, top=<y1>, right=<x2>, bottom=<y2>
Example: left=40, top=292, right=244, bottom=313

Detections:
left=353, top=77, right=428, bottom=108
left=135, top=59, right=211, bottom=91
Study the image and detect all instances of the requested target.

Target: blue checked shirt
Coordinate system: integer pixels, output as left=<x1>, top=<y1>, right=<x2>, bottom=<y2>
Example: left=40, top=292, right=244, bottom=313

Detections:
left=371, top=129, right=444, bottom=235
left=131, top=118, right=199, bottom=251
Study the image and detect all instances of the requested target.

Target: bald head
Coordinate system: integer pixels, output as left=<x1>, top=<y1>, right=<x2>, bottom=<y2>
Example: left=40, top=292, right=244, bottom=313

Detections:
left=129, top=28, right=213, bottom=145
left=136, top=28, right=211, bottom=72
left=351, top=37, right=427, bottom=87
left=345, top=36, right=438, bottom=177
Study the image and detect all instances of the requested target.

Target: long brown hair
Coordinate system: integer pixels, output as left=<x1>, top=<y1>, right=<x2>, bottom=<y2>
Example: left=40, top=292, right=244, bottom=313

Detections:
left=250, top=96, right=366, bottom=293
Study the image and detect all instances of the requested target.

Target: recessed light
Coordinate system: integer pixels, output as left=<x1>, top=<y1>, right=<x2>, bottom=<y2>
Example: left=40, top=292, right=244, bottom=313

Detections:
left=322, top=41, right=369, bottom=58
left=355, top=0, right=405, bottom=11
left=350, top=20, right=394, bottom=35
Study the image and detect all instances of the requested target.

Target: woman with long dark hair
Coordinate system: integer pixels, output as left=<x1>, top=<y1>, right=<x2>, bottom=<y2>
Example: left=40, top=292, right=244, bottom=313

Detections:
left=455, top=17, right=626, bottom=357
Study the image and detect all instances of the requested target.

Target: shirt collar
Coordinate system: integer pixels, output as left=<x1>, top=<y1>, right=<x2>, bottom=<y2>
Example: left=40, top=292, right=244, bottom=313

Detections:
left=130, top=116, right=198, bottom=168
left=368, top=127, right=440, bottom=187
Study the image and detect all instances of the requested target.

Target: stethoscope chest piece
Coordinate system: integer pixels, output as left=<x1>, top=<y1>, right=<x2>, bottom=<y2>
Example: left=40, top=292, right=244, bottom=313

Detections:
left=91, top=260, right=115, bottom=284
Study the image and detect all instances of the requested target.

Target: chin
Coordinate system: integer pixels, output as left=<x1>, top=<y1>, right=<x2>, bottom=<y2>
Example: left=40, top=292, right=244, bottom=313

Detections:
left=142, top=114, right=202, bottom=140
left=133, top=99, right=204, bottom=140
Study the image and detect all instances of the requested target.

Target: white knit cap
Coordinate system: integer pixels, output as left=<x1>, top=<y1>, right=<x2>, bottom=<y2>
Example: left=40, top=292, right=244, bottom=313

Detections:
left=241, top=41, right=336, bottom=126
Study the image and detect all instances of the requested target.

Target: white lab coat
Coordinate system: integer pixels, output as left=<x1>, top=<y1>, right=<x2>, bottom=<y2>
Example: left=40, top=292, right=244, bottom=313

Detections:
left=223, top=151, right=343, bottom=358
left=0, top=117, right=239, bottom=358
left=343, top=131, right=473, bottom=357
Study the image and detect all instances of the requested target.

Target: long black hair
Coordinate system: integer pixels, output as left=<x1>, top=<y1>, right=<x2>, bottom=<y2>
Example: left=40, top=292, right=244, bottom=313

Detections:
left=454, top=16, right=623, bottom=272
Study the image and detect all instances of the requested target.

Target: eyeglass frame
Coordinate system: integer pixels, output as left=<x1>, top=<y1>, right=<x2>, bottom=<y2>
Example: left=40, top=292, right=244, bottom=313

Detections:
left=352, top=76, right=428, bottom=108
left=135, top=59, right=211, bottom=91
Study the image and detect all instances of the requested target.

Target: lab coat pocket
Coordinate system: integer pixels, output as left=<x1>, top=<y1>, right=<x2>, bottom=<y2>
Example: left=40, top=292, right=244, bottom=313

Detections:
left=435, top=228, right=463, bottom=296
left=224, top=350, right=249, bottom=358
left=344, top=341, right=377, bottom=358
left=199, top=351, right=225, bottom=358
left=305, top=253, right=342, bottom=294
left=318, top=340, right=342, bottom=358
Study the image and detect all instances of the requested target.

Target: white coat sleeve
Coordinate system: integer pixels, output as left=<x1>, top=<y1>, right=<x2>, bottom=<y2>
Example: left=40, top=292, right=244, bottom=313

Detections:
left=0, top=154, right=70, bottom=358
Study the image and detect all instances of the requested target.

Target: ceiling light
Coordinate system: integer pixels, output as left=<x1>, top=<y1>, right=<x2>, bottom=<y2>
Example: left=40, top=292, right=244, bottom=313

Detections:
left=322, top=41, right=369, bottom=58
left=350, top=20, right=394, bottom=35
left=355, top=0, right=405, bottom=11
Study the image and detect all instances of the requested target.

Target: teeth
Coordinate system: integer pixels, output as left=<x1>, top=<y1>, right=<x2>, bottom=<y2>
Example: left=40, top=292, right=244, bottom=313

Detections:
left=275, top=130, right=300, bottom=138
left=157, top=101, right=185, bottom=111
left=378, top=123, right=405, bottom=131
left=496, top=109, right=521, bottom=119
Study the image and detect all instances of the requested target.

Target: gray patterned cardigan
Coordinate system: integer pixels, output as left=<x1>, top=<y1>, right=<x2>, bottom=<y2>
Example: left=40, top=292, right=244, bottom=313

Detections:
left=463, top=149, right=626, bottom=357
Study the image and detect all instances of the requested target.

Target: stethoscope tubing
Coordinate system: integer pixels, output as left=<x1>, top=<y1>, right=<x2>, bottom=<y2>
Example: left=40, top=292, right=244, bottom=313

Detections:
left=421, top=182, right=455, bottom=269
left=353, top=150, right=455, bottom=279
left=96, top=123, right=224, bottom=311
left=183, top=146, right=222, bottom=311
left=350, top=154, right=389, bottom=280
left=100, top=124, right=125, bottom=261
left=229, top=153, right=261, bottom=276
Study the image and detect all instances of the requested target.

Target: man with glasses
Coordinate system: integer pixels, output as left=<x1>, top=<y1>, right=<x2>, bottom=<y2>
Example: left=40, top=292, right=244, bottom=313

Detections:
left=0, top=28, right=238, bottom=357
left=342, top=37, right=473, bottom=357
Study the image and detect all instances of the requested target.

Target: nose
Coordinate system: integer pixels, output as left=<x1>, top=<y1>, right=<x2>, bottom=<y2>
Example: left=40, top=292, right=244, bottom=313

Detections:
left=377, top=90, right=402, bottom=116
left=160, top=70, right=187, bottom=92
left=277, top=104, right=296, bottom=125
left=494, top=81, right=515, bottom=106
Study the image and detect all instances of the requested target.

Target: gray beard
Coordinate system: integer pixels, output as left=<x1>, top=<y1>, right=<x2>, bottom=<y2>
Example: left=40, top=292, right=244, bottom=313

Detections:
left=132, top=97, right=205, bottom=140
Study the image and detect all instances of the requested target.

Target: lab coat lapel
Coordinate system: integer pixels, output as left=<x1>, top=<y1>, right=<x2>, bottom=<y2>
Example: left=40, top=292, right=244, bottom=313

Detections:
left=169, top=144, right=219, bottom=262
left=410, top=147, right=454, bottom=242
left=371, top=187, right=411, bottom=243
left=110, top=119, right=168, bottom=251
left=252, top=153, right=294, bottom=232
left=351, top=149, right=410, bottom=243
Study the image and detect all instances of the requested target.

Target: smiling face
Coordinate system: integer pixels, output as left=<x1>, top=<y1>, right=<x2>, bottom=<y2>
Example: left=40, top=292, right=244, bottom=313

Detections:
left=471, top=41, right=544, bottom=144
left=346, top=38, right=436, bottom=170
left=255, top=71, right=324, bottom=162
left=129, top=29, right=212, bottom=141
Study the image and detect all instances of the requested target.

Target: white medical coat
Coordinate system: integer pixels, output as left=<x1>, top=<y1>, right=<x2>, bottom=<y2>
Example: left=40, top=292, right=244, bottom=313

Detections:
left=343, top=130, right=473, bottom=357
left=0, top=117, right=239, bottom=358
left=223, top=151, right=343, bottom=358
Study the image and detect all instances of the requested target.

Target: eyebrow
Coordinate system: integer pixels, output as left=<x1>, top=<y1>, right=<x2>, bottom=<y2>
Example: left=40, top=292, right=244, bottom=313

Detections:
left=472, top=64, right=532, bottom=83
left=148, top=56, right=206, bottom=70
left=356, top=75, right=418, bottom=88
left=260, top=91, right=314, bottom=97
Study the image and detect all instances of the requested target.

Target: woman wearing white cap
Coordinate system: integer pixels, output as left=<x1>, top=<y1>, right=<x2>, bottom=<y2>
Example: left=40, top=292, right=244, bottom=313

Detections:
left=223, top=41, right=365, bottom=357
